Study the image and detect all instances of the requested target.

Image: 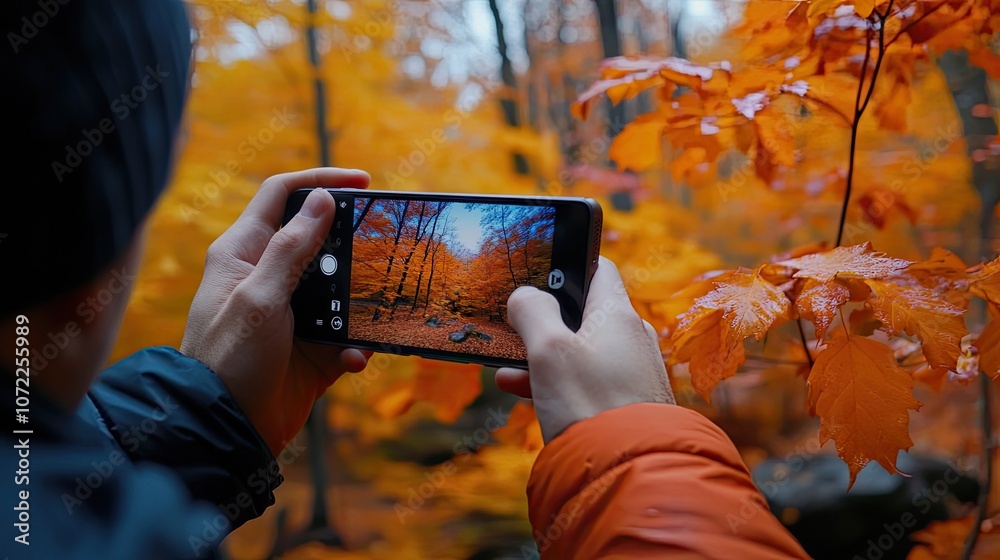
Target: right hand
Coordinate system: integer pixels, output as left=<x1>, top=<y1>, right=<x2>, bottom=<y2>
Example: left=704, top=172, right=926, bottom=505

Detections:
left=495, top=256, right=675, bottom=443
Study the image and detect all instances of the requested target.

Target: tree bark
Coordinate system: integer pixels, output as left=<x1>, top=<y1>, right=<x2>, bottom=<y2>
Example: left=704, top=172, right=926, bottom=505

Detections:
left=488, top=0, right=529, bottom=175
left=594, top=0, right=624, bottom=139
left=390, top=202, right=430, bottom=318
left=373, top=200, right=410, bottom=322
left=412, top=202, right=444, bottom=312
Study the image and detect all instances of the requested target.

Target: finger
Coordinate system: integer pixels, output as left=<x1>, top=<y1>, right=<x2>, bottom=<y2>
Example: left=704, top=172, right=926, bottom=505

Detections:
left=243, top=168, right=370, bottom=231
left=583, top=256, right=635, bottom=321
left=213, top=168, right=370, bottom=262
left=495, top=367, right=532, bottom=399
left=506, top=286, right=571, bottom=355
left=295, top=342, right=370, bottom=379
left=338, top=348, right=369, bottom=373
left=242, top=188, right=336, bottom=306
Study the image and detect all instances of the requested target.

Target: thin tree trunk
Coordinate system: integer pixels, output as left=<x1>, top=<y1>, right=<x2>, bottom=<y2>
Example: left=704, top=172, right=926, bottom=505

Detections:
left=488, top=0, right=529, bottom=175
left=499, top=209, right=518, bottom=287
left=594, top=0, right=624, bottom=139
left=373, top=200, right=410, bottom=322
left=412, top=202, right=444, bottom=312
left=390, top=202, right=429, bottom=318
left=423, top=236, right=440, bottom=316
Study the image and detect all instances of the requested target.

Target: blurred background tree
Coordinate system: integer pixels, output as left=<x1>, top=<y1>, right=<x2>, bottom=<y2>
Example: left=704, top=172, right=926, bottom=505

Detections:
left=109, top=0, right=1000, bottom=558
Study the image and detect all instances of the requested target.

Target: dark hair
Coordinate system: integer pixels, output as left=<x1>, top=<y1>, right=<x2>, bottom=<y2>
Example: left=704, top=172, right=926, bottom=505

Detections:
left=0, top=0, right=193, bottom=317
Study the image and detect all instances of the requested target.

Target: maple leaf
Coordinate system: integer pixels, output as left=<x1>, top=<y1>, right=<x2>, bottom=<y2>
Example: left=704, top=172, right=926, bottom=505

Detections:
left=796, top=279, right=850, bottom=340
left=775, top=242, right=911, bottom=283
left=969, top=255, right=1000, bottom=306
left=865, top=280, right=967, bottom=373
left=671, top=309, right=747, bottom=400
left=975, top=317, right=1000, bottom=381
left=671, top=270, right=791, bottom=400
left=807, top=334, right=920, bottom=486
left=609, top=115, right=664, bottom=171
left=571, top=57, right=720, bottom=120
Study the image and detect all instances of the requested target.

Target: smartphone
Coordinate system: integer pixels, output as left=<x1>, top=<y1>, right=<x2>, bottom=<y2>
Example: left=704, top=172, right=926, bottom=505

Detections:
left=283, top=188, right=602, bottom=368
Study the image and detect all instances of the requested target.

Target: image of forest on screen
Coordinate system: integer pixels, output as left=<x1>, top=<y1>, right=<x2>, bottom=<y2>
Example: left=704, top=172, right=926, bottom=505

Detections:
left=349, top=199, right=556, bottom=361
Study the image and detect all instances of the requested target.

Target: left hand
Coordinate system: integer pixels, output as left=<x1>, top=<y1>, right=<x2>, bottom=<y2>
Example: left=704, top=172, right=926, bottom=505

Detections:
left=180, top=168, right=371, bottom=455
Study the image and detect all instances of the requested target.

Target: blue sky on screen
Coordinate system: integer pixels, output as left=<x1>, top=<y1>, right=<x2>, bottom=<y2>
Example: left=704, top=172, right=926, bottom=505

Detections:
left=448, top=204, right=486, bottom=255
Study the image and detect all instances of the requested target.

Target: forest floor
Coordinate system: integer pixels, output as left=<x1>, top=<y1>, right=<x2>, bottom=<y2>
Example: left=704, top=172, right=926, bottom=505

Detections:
left=348, top=304, right=527, bottom=361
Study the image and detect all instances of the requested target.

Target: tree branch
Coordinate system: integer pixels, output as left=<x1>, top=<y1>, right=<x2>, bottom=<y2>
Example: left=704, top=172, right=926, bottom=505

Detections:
left=836, top=3, right=891, bottom=247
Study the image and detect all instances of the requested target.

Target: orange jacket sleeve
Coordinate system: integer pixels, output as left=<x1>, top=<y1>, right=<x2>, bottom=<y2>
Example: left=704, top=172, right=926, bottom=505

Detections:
left=526, top=403, right=811, bottom=559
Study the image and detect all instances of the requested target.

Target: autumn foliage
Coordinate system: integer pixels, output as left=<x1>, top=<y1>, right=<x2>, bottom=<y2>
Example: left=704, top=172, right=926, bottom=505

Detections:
left=575, top=0, right=1000, bottom=489
left=112, top=0, right=1000, bottom=556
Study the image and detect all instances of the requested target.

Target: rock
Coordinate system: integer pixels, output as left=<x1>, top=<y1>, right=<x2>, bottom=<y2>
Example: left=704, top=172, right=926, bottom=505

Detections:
left=475, top=332, right=493, bottom=342
left=425, top=316, right=440, bottom=327
left=461, top=323, right=477, bottom=333
left=449, top=332, right=468, bottom=343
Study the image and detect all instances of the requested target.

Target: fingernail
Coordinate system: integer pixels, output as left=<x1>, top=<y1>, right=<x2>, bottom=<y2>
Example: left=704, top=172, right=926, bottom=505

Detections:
left=300, top=189, right=331, bottom=219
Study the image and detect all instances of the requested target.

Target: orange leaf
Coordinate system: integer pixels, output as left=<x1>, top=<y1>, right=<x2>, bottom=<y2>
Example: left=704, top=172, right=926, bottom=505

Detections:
left=858, top=187, right=917, bottom=229
left=572, top=57, right=718, bottom=120
left=775, top=242, right=911, bottom=283
left=969, top=41, right=1000, bottom=79
left=371, top=379, right=416, bottom=419
left=671, top=270, right=791, bottom=400
left=969, top=256, right=1000, bottom=306
left=671, top=309, right=746, bottom=400
left=849, top=307, right=881, bottom=336
left=493, top=401, right=543, bottom=452
left=853, top=0, right=876, bottom=18
left=976, top=317, right=1000, bottom=381
left=754, top=104, right=797, bottom=167
left=413, top=359, right=483, bottom=424
left=865, top=280, right=967, bottom=373
left=796, top=279, right=850, bottom=340
left=807, top=334, right=919, bottom=486
left=806, top=0, right=845, bottom=21
left=907, top=248, right=970, bottom=309
left=609, top=116, right=664, bottom=172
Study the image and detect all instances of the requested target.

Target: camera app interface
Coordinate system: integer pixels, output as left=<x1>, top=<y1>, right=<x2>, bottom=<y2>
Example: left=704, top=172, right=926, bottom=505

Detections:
left=313, top=195, right=557, bottom=362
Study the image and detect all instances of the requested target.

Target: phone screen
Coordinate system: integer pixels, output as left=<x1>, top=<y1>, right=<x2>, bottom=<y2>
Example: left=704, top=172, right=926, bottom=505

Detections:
left=286, top=189, right=601, bottom=368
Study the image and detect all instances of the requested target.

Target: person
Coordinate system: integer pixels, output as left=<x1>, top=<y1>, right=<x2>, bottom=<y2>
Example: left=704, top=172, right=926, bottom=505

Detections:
left=0, top=0, right=809, bottom=558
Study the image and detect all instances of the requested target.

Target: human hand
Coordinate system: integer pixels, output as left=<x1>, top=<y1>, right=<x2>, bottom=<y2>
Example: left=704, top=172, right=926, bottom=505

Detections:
left=495, top=257, right=674, bottom=443
left=180, top=168, right=371, bottom=455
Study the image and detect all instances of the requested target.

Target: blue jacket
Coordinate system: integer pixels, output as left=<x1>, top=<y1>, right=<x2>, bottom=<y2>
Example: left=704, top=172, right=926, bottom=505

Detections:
left=3, top=347, right=282, bottom=559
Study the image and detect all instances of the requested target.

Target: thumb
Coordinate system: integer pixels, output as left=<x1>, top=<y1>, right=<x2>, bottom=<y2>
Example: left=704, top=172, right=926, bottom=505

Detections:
left=507, top=286, right=570, bottom=355
left=245, top=188, right=336, bottom=305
